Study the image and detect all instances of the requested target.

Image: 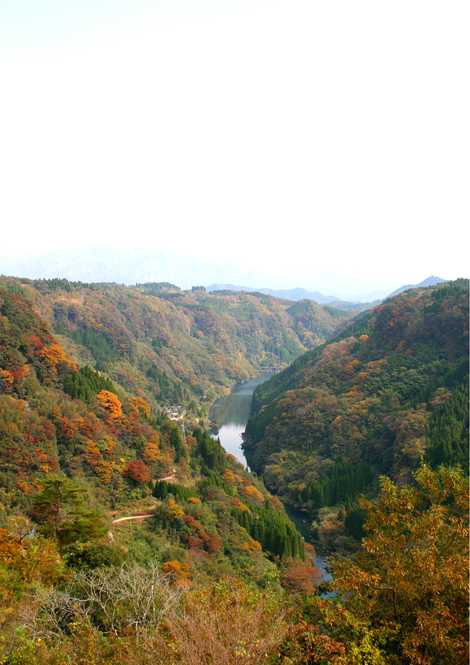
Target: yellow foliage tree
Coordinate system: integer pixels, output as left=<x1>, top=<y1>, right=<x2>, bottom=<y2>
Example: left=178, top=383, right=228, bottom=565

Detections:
left=242, top=485, right=265, bottom=504
left=332, top=466, right=469, bottom=665
left=144, top=434, right=161, bottom=462
left=128, top=396, right=151, bottom=418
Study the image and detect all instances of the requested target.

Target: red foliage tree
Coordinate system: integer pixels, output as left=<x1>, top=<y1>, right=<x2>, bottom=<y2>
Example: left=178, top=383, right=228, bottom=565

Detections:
left=124, top=459, right=151, bottom=484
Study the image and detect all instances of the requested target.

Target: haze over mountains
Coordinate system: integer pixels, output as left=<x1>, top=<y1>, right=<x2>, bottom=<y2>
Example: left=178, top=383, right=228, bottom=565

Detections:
left=207, top=276, right=447, bottom=306
left=0, top=248, right=448, bottom=306
left=0, top=247, right=448, bottom=306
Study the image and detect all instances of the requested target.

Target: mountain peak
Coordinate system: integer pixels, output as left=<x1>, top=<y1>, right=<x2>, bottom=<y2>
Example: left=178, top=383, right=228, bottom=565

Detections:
left=390, top=275, right=446, bottom=297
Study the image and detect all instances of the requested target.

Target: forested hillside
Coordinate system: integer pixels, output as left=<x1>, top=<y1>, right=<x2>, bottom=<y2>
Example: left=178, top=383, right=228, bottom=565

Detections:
left=244, top=280, right=469, bottom=517
left=0, top=277, right=468, bottom=664
left=0, top=278, right=306, bottom=562
left=0, top=277, right=352, bottom=413
left=0, top=278, right=315, bottom=629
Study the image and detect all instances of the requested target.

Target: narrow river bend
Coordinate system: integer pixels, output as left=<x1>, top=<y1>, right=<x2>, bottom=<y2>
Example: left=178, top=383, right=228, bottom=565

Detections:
left=210, top=376, right=267, bottom=467
left=211, top=376, right=331, bottom=586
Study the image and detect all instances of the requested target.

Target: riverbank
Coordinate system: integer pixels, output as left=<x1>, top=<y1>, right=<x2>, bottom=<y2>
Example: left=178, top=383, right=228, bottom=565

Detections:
left=212, top=376, right=331, bottom=586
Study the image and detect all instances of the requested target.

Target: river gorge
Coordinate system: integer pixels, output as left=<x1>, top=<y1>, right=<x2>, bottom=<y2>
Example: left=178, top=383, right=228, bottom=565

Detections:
left=211, top=376, right=331, bottom=585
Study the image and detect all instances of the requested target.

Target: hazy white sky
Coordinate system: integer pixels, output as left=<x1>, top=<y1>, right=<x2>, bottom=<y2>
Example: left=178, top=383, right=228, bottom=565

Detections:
left=0, top=1, right=468, bottom=295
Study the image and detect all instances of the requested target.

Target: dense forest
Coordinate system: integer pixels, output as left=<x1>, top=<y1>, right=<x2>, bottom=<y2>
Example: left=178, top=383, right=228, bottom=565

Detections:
left=0, top=276, right=468, bottom=664
left=0, top=276, right=353, bottom=413
left=244, top=280, right=469, bottom=537
left=0, top=280, right=306, bottom=566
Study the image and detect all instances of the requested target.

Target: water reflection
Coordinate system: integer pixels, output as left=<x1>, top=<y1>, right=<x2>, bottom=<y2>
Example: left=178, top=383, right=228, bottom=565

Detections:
left=211, top=376, right=268, bottom=466
left=214, top=423, right=247, bottom=466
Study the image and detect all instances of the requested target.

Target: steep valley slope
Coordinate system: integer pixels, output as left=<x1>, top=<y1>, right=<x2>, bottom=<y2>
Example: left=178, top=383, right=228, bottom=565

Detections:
left=0, top=276, right=308, bottom=584
left=244, top=279, right=469, bottom=522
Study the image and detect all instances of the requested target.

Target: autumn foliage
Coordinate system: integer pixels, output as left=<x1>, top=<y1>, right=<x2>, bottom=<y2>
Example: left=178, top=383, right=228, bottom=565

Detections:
left=124, top=459, right=151, bottom=484
left=97, top=390, right=122, bottom=419
left=162, top=559, right=191, bottom=586
left=331, top=466, right=469, bottom=664
left=0, top=277, right=468, bottom=665
left=245, top=279, right=469, bottom=512
left=143, top=434, right=160, bottom=462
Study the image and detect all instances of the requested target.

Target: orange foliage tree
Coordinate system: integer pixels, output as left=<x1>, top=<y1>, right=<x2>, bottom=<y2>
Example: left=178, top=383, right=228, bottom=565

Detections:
left=97, top=390, right=122, bottom=419
left=40, top=342, right=77, bottom=371
left=0, top=369, right=14, bottom=391
left=242, top=484, right=265, bottom=504
left=128, top=396, right=151, bottom=418
left=162, top=559, right=191, bottom=586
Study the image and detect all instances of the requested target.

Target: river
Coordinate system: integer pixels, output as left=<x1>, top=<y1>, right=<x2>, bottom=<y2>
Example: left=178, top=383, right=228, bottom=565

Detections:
left=210, top=375, right=268, bottom=467
left=211, top=376, right=331, bottom=586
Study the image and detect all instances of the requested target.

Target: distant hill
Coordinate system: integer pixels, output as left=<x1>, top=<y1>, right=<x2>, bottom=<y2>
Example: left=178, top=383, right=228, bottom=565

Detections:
left=136, top=281, right=181, bottom=294
left=389, top=275, right=446, bottom=297
left=207, top=284, right=344, bottom=305
left=0, top=276, right=354, bottom=409
left=209, top=277, right=450, bottom=309
left=207, top=284, right=380, bottom=313
left=207, top=284, right=375, bottom=313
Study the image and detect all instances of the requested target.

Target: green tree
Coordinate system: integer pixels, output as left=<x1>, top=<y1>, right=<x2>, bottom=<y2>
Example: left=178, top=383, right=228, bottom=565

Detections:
left=427, top=383, right=469, bottom=469
left=31, top=475, right=108, bottom=548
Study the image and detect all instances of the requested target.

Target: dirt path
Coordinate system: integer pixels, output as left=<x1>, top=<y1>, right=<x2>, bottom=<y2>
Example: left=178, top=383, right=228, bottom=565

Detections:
left=108, top=509, right=155, bottom=539
left=109, top=470, right=176, bottom=530
left=111, top=513, right=155, bottom=525
left=156, top=473, right=176, bottom=482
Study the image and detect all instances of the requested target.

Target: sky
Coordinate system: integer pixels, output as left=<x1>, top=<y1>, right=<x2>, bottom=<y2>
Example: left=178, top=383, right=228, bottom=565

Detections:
left=0, top=0, right=468, bottom=298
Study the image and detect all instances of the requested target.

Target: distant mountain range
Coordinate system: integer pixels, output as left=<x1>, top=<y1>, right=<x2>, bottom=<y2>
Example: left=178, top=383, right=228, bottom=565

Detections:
left=388, top=275, right=446, bottom=297
left=206, top=284, right=338, bottom=304
left=0, top=246, right=447, bottom=307
left=207, top=276, right=447, bottom=308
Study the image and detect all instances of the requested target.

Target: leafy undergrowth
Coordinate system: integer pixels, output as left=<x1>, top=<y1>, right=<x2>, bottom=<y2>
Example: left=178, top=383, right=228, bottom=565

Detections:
left=0, top=466, right=467, bottom=665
